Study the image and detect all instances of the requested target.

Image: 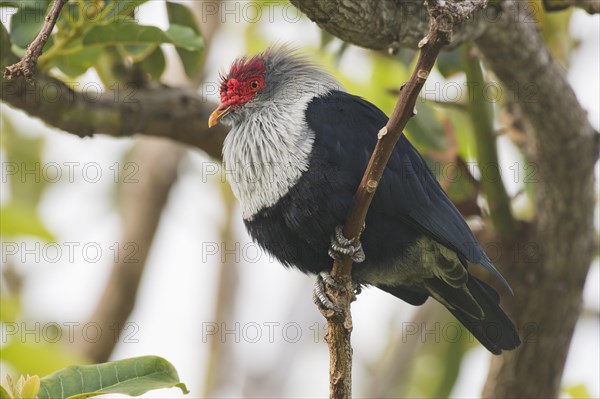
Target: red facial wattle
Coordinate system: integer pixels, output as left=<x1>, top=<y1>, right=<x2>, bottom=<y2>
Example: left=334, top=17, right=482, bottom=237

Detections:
left=220, top=76, right=265, bottom=108
left=208, top=56, right=267, bottom=128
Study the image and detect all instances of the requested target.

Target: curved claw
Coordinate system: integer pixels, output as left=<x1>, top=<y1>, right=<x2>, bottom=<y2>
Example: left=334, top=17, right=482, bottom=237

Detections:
left=312, top=272, right=342, bottom=312
left=328, top=226, right=365, bottom=263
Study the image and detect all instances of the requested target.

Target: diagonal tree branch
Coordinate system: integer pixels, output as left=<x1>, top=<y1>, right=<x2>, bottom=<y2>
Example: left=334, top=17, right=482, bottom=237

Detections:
left=0, top=30, right=228, bottom=159
left=320, top=1, right=486, bottom=398
left=1, top=73, right=227, bottom=159
left=290, top=0, right=487, bottom=50
left=4, top=0, right=68, bottom=82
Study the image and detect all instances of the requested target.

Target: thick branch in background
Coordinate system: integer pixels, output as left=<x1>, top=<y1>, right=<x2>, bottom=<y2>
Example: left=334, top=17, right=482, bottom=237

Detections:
left=475, top=1, right=598, bottom=397
left=0, top=72, right=227, bottom=159
left=320, top=1, right=485, bottom=397
left=288, top=0, right=598, bottom=397
left=76, top=138, right=186, bottom=362
left=289, top=0, right=487, bottom=50
left=0, top=43, right=228, bottom=159
left=74, top=0, right=225, bottom=363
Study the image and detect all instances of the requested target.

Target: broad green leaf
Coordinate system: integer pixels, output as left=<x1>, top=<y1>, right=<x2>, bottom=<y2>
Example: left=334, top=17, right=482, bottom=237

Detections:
left=166, top=1, right=204, bottom=79
left=119, top=43, right=156, bottom=59
left=37, top=356, right=189, bottom=399
left=105, top=0, right=150, bottom=18
left=0, top=384, right=10, bottom=399
left=94, top=46, right=130, bottom=86
left=135, top=45, right=166, bottom=80
left=436, top=46, right=463, bottom=78
left=0, top=339, right=87, bottom=377
left=82, top=21, right=202, bottom=51
left=405, top=101, right=448, bottom=153
left=51, top=41, right=102, bottom=78
left=0, top=203, right=55, bottom=240
left=9, top=4, right=47, bottom=48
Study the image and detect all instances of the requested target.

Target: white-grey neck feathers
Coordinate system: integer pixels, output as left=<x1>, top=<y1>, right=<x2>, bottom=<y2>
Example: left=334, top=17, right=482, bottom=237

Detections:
left=221, top=47, right=344, bottom=220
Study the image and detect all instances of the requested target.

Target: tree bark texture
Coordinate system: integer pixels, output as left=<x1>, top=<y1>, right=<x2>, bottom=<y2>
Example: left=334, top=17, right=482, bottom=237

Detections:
left=289, top=0, right=599, bottom=397
left=475, top=1, right=598, bottom=397
left=289, top=0, right=487, bottom=50
left=0, top=37, right=227, bottom=159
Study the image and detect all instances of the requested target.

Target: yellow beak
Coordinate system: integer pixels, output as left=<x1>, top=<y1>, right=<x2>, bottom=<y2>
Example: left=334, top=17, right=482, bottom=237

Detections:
left=208, top=104, right=231, bottom=128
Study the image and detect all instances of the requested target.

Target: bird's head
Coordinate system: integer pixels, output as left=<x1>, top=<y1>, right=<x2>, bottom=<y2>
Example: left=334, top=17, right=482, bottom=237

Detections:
left=208, top=46, right=343, bottom=127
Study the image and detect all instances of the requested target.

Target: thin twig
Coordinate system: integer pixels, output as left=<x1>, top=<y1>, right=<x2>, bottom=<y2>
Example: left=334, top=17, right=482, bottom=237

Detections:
left=319, top=1, right=487, bottom=398
left=4, top=0, right=68, bottom=82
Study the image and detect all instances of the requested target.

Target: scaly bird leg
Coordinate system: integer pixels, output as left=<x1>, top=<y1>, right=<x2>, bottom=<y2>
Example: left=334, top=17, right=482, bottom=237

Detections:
left=328, top=225, right=365, bottom=263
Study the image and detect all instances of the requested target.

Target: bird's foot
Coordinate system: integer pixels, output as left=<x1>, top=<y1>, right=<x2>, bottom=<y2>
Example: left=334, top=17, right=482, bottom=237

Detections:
left=313, top=271, right=341, bottom=312
left=312, top=271, right=362, bottom=313
left=328, top=225, right=365, bottom=263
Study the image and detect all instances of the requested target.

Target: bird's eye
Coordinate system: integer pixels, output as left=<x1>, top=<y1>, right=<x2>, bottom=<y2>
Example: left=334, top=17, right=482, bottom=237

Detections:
left=250, top=80, right=260, bottom=90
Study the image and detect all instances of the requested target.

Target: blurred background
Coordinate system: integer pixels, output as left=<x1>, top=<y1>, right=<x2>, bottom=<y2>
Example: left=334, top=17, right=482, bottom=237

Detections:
left=0, top=1, right=598, bottom=398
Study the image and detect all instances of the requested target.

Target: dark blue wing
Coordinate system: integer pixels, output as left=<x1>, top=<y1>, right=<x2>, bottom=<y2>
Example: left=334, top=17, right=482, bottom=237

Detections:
left=305, top=90, right=510, bottom=290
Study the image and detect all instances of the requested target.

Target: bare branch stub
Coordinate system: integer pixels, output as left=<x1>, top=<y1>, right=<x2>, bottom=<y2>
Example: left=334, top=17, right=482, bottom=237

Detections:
left=4, top=0, right=68, bottom=82
left=319, top=1, right=487, bottom=398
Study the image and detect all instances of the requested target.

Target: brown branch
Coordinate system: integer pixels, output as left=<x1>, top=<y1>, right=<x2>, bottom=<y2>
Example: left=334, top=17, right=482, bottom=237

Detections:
left=474, top=1, right=599, bottom=397
left=4, top=0, right=68, bottom=82
left=1, top=71, right=228, bottom=159
left=75, top=1, right=224, bottom=363
left=76, top=138, right=186, bottom=362
left=320, top=1, right=486, bottom=398
left=1, top=28, right=228, bottom=159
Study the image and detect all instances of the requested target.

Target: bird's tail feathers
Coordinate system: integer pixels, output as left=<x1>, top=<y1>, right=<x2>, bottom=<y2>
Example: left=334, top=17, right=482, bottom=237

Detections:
left=441, top=276, right=521, bottom=354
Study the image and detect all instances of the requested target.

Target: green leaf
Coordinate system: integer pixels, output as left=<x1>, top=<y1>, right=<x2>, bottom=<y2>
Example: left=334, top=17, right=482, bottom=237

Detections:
left=105, top=0, right=150, bottom=18
left=37, top=356, right=189, bottom=399
left=0, top=203, right=55, bottom=240
left=82, top=21, right=203, bottom=51
left=166, top=1, right=204, bottom=79
left=51, top=41, right=102, bottom=78
left=135, top=45, right=166, bottom=80
left=436, top=46, right=463, bottom=78
left=0, top=339, right=87, bottom=377
left=0, top=384, right=11, bottom=399
left=9, top=4, right=47, bottom=48
left=405, top=101, right=448, bottom=152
